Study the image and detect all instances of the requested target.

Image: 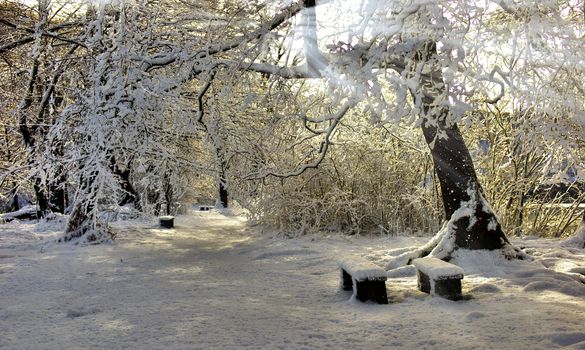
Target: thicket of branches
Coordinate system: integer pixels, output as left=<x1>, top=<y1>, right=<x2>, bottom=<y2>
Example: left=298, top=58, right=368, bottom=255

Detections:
left=0, top=0, right=583, bottom=242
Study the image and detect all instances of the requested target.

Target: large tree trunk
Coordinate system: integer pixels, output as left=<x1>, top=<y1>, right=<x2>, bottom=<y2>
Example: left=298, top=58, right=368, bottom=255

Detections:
left=386, top=40, right=518, bottom=267
left=48, top=177, right=68, bottom=214
left=33, top=180, right=50, bottom=216
left=421, top=115, right=510, bottom=250
left=417, top=40, right=509, bottom=250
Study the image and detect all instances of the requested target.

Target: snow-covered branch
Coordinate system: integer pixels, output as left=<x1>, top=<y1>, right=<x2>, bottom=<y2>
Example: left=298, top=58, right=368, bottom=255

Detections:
left=245, top=100, right=355, bottom=180
left=0, top=19, right=85, bottom=53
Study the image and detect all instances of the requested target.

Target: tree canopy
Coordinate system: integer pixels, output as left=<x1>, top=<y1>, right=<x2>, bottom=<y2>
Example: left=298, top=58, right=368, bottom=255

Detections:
left=0, top=0, right=583, bottom=246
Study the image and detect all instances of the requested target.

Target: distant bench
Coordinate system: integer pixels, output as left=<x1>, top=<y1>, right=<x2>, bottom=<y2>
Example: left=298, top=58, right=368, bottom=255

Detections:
left=412, top=257, right=464, bottom=300
left=159, top=216, right=175, bottom=228
left=338, top=258, right=388, bottom=304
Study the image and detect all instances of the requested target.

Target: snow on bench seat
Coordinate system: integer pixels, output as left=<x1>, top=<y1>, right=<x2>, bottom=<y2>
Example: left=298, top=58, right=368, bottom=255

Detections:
left=412, top=257, right=464, bottom=300
left=337, top=257, right=388, bottom=304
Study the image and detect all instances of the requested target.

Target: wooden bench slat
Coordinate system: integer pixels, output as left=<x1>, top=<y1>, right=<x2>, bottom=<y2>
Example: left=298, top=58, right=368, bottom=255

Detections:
left=337, top=258, right=387, bottom=281
left=412, top=257, right=464, bottom=279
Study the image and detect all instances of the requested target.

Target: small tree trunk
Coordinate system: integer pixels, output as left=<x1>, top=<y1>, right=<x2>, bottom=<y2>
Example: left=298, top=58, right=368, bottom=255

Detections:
left=65, top=201, right=93, bottom=239
left=110, top=157, right=141, bottom=211
left=164, top=182, right=173, bottom=215
left=33, top=181, right=50, bottom=217
left=218, top=178, right=229, bottom=209
left=62, top=166, right=111, bottom=242
left=48, top=182, right=67, bottom=214
left=9, top=184, right=20, bottom=212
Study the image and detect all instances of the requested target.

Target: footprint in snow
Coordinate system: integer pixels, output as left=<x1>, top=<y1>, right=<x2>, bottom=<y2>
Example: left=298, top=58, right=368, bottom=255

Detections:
left=253, top=249, right=319, bottom=260
left=551, top=332, right=585, bottom=347
left=465, top=311, right=486, bottom=322
left=66, top=307, right=101, bottom=318
left=468, top=283, right=501, bottom=294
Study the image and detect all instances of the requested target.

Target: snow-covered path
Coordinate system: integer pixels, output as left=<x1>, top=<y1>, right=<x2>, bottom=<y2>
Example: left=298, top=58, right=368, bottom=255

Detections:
left=1, top=212, right=585, bottom=349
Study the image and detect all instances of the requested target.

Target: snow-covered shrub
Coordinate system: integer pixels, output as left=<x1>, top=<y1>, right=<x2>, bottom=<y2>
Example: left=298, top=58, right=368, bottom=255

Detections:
left=227, top=103, right=443, bottom=236
left=466, top=106, right=584, bottom=238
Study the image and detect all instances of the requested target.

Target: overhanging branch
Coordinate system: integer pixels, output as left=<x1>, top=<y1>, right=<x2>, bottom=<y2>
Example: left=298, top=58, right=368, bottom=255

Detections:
left=141, top=1, right=306, bottom=71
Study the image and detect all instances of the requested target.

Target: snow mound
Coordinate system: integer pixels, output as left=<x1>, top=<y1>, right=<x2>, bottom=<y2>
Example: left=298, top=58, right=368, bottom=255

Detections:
left=66, top=307, right=101, bottom=318
left=254, top=249, right=319, bottom=260
left=465, top=311, right=487, bottom=322
left=522, top=280, right=559, bottom=292
left=568, top=266, right=585, bottom=275
left=562, top=223, right=585, bottom=249
left=469, top=283, right=501, bottom=294
left=451, top=249, right=509, bottom=276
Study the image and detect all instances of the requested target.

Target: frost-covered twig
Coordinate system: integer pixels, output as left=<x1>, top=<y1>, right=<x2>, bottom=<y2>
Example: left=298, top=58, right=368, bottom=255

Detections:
left=245, top=100, right=354, bottom=180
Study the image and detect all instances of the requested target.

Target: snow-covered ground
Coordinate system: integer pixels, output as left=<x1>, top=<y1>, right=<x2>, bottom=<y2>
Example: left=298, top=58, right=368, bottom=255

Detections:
left=1, top=211, right=585, bottom=349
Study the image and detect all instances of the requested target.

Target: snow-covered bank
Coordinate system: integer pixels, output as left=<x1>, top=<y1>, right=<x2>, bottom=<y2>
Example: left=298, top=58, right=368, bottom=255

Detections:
left=1, top=212, right=585, bottom=349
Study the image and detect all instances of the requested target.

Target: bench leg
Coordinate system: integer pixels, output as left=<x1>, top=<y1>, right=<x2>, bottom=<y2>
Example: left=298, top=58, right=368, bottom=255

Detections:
left=159, top=219, right=174, bottom=228
left=341, top=269, right=353, bottom=291
left=435, top=279, right=462, bottom=301
left=417, top=271, right=431, bottom=294
left=355, top=279, right=388, bottom=304
left=417, top=271, right=462, bottom=300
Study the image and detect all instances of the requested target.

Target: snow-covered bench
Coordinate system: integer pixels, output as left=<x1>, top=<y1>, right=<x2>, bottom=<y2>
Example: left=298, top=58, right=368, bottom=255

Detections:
left=412, top=257, right=464, bottom=300
left=159, top=216, right=175, bottom=228
left=338, top=258, right=388, bottom=304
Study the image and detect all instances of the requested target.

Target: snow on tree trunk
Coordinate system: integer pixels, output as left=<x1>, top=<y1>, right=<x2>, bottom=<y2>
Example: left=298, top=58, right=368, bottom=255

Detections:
left=417, top=40, right=509, bottom=249
left=61, top=166, right=114, bottom=243
left=110, top=156, right=141, bottom=211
